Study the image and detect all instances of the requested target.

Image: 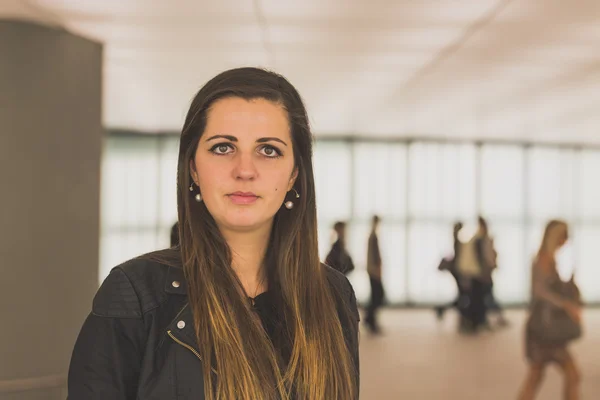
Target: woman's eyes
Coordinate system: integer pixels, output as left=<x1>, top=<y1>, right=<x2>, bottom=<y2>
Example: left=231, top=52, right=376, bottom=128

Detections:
left=210, top=143, right=233, bottom=155
left=209, top=143, right=282, bottom=158
left=258, top=145, right=282, bottom=158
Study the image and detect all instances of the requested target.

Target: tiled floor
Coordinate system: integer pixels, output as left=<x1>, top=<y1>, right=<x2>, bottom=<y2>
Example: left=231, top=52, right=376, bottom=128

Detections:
left=359, top=308, right=599, bottom=399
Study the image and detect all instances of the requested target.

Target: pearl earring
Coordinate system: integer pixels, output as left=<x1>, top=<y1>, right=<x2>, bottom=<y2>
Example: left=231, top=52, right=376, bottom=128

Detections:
left=190, top=181, right=202, bottom=202
left=284, top=188, right=300, bottom=210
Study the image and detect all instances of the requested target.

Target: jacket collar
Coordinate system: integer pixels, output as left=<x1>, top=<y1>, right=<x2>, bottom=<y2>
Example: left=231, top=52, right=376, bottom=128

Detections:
left=164, top=263, right=187, bottom=295
left=163, top=264, right=201, bottom=355
left=166, top=302, right=198, bottom=346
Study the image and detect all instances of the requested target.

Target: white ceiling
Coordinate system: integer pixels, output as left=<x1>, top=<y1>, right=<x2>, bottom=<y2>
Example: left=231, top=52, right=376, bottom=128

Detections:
left=2, top=0, right=600, bottom=144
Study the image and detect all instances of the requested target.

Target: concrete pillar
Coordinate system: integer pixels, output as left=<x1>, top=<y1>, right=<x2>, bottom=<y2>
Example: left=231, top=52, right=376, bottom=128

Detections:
left=0, top=20, right=102, bottom=400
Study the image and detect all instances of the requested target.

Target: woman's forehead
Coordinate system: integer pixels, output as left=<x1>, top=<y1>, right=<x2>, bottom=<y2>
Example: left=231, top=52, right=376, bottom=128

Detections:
left=204, top=97, right=290, bottom=140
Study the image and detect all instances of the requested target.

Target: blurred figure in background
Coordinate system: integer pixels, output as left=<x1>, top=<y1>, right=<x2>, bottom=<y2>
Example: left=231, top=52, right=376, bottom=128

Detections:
left=325, top=221, right=355, bottom=275
left=435, top=221, right=467, bottom=320
left=475, top=216, right=508, bottom=328
left=455, top=216, right=504, bottom=332
left=518, top=220, right=582, bottom=400
left=365, top=215, right=384, bottom=334
left=170, top=221, right=180, bottom=247
left=456, top=223, right=486, bottom=332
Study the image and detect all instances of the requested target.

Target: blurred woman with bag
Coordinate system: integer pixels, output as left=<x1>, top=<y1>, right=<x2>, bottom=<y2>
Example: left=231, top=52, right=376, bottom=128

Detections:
left=518, top=220, right=582, bottom=400
left=325, top=221, right=356, bottom=275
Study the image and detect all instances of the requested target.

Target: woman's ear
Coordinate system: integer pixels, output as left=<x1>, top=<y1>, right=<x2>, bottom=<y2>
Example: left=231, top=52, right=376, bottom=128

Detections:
left=288, top=167, right=299, bottom=190
left=189, top=159, right=198, bottom=183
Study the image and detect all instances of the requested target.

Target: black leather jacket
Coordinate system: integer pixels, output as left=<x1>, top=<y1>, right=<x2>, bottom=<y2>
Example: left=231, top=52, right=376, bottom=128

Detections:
left=67, top=249, right=360, bottom=399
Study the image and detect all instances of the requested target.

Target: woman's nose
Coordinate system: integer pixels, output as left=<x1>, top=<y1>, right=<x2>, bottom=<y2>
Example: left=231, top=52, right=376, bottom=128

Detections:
left=233, top=153, right=258, bottom=180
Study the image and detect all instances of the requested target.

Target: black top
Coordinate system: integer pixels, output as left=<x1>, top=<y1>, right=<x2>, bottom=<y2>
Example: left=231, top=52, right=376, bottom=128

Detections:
left=249, top=291, right=292, bottom=364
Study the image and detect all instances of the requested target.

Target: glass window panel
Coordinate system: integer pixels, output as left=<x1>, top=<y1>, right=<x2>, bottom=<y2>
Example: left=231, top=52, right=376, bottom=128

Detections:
left=353, top=143, right=407, bottom=219
left=313, top=142, right=352, bottom=221
left=101, top=138, right=127, bottom=228
left=99, top=230, right=160, bottom=283
left=480, top=145, right=525, bottom=219
left=579, top=150, right=600, bottom=219
left=409, top=143, right=441, bottom=218
left=573, top=226, right=600, bottom=302
left=440, top=144, right=477, bottom=220
left=158, top=137, right=180, bottom=227
left=156, top=227, right=172, bottom=252
left=407, top=223, right=456, bottom=303
left=527, top=147, right=577, bottom=221
left=101, top=136, right=160, bottom=227
left=378, top=223, right=407, bottom=303
left=409, top=143, right=476, bottom=220
left=486, top=222, right=527, bottom=303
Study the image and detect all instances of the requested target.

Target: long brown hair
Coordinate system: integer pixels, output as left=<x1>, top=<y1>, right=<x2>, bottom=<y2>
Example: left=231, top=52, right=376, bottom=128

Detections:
left=175, top=67, right=356, bottom=399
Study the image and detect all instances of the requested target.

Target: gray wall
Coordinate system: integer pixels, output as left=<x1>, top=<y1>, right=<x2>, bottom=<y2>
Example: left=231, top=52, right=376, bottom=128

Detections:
left=0, top=20, right=102, bottom=399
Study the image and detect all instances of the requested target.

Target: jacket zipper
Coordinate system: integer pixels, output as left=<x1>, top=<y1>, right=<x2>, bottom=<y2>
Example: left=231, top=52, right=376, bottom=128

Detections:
left=167, top=330, right=218, bottom=375
left=167, top=330, right=202, bottom=360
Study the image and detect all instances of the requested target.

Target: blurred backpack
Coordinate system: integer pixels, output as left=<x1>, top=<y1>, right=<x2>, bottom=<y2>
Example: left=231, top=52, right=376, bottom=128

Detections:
left=456, top=236, right=481, bottom=278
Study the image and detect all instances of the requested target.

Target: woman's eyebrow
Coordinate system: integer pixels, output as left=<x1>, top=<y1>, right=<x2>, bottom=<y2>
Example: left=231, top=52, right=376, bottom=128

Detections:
left=205, top=134, right=237, bottom=142
left=256, top=137, right=288, bottom=147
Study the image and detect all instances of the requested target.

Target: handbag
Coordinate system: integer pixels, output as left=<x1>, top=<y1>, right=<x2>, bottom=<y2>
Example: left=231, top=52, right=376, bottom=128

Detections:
left=528, top=277, right=583, bottom=345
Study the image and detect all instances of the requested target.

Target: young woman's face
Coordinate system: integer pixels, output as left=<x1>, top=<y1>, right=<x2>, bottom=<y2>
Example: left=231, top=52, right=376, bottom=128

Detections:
left=191, top=97, right=297, bottom=233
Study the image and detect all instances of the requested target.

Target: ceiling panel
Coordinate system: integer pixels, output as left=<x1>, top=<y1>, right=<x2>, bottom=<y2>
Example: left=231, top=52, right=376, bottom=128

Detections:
left=260, top=0, right=500, bottom=23
left=2, top=0, right=598, bottom=144
left=33, top=0, right=256, bottom=19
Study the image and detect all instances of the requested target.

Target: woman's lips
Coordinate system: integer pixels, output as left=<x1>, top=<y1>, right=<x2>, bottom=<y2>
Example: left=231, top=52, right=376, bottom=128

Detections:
left=227, top=192, right=259, bottom=205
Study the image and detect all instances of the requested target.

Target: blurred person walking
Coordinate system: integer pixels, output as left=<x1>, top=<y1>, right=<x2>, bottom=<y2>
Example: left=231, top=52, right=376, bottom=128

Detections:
left=456, top=225, right=486, bottom=332
left=435, top=222, right=468, bottom=320
left=325, top=221, right=355, bottom=275
left=365, top=215, right=384, bottom=334
left=518, top=220, right=582, bottom=400
left=475, top=216, right=508, bottom=328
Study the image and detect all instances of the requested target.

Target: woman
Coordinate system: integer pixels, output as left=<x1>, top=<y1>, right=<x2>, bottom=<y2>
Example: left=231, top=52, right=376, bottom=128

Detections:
left=325, top=221, right=355, bottom=275
left=68, top=68, right=360, bottom=400
left=518, top=220, right=581, bottom=400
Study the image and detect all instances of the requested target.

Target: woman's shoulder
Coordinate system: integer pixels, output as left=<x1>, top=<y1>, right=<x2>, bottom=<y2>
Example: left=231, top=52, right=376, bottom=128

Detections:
left=533, top=252, right=554, bottom=272
left=322, top=263, right=350, bottom=290
left=93, top=248, right=184, bottom=318
left=321, top=263, right=360, bottom=322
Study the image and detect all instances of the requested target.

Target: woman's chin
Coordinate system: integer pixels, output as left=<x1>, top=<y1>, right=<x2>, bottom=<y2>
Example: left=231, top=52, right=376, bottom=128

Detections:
left=219, top=214, right=274, bottom=233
